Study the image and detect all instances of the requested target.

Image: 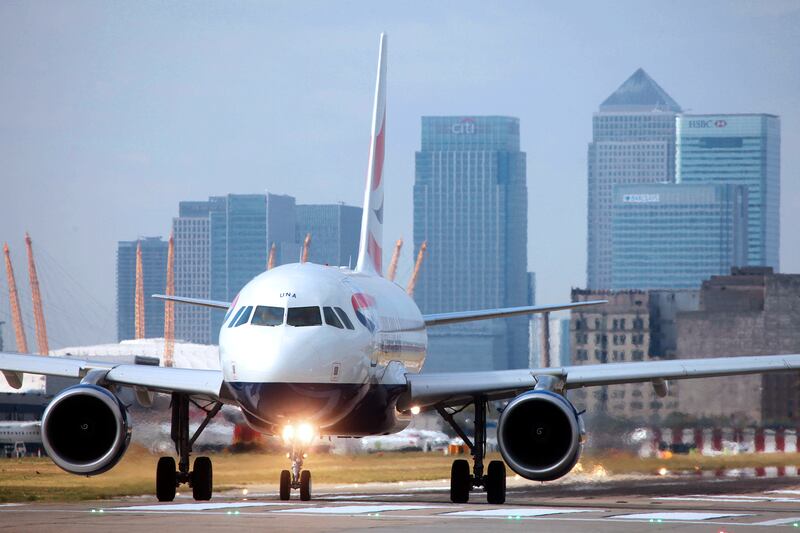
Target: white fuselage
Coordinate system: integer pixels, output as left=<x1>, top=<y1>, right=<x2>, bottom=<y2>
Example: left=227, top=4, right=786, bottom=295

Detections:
left=218, top=263, right=426, bottom=436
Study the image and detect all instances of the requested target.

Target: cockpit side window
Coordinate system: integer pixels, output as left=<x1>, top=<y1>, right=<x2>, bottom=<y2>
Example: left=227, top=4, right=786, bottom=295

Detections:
left=287, top=306, right=322, bottom=327
left=227, top=307, right=246, bottom=328
left=252, top=305, right=284, bottom=326
left=323, top=306, right=344, bottom=329
left=333, top=307, right=355, bottom=330
left=233, top=306, right=253, bottom=327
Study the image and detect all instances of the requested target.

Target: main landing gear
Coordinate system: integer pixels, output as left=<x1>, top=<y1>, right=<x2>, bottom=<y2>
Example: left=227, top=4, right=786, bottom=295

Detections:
left=278, top=423, right=315, bottom=501
left=437, top=395, right=506, bottom=504
left=156, top=392, right=222, bottom=502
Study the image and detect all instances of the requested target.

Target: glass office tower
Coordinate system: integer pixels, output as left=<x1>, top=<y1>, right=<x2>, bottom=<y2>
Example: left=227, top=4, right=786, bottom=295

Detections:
left=611, top=183, right=748, bottom=289
left=414, top=116, right=528, bottom=372
left=295, top=204, right=361, bottom=267
left=117, top=237, right=168, bottom=341
left=587, top=69, right=682, bottom=289
left=677, top=114, right=780, bottom=270
left=209, top=195, right=267, bottom=342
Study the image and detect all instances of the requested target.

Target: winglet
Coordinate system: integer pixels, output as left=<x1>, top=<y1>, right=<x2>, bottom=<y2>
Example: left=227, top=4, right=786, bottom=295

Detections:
left=355, top=33, right=387, bottom=275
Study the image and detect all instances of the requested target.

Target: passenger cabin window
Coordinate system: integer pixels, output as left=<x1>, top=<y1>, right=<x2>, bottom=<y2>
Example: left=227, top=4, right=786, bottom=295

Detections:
left=287, top=306, right=322, bottom=327
left=232, top=306, right=253, bottom=328
left=252, top=306, right=284, bottom=326
left=334, top=307, right=355, bottom=330
left=323, top=307, right=343, bottom=329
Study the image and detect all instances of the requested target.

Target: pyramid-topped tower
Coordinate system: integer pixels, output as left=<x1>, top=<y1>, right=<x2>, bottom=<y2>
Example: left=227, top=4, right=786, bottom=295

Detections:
left=587, top=69, right=682, bottom=290
left=600, top=68, right=682, bottom=113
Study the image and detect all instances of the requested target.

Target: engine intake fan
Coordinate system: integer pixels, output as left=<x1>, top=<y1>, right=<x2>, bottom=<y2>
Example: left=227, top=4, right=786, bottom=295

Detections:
left=497, top=390, right=584, bottom=482
left=42, top=384, right=131, bottom=476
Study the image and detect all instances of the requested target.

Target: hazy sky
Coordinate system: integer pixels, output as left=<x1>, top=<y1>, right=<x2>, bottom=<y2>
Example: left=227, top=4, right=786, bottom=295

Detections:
left=1, top=1, right=798, bottom=349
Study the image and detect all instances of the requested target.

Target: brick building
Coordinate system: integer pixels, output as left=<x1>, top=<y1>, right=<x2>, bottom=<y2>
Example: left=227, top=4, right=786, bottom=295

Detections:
left=676, top=268, right=800, bottom=425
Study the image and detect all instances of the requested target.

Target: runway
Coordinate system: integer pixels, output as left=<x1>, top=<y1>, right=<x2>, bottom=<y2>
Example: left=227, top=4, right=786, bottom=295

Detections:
left=3, top=473, right=800, bottom=531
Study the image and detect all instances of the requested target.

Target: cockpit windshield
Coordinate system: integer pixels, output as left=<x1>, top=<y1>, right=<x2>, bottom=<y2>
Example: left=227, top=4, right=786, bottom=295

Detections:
left=252, top=306, right=284, bottom=326
left=287, top=306, right=322, bottom=327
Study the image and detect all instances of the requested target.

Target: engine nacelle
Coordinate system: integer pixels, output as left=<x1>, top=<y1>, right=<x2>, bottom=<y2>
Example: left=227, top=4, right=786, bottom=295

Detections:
left=497, top=390, right=584, bottom=481
left=41, top=384, right=132, bottom=476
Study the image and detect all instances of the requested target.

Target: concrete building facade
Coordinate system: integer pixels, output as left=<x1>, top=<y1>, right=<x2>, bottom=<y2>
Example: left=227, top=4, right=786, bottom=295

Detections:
left=414, top=116, right=528, bottom=372
left=568, top=289, right=700, bottom=422
left=173, top=201, right=211, bottom=345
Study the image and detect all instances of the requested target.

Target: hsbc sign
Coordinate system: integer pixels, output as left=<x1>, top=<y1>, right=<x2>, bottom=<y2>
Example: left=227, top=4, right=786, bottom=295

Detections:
left=686, top=119, right=728, bottom=129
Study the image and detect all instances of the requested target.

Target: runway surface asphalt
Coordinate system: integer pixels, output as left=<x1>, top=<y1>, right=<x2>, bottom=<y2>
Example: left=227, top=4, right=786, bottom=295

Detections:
left=4, top=472, right=800, bottom=531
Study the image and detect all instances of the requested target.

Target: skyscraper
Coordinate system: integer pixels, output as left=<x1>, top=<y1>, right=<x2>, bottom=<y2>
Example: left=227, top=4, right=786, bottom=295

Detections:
left=611, top=183, right=748, bottom=289
left=209, top=194, right=267, bottom=342
left=266, top=193, right=302, bottom=266
left=587, top=69, right=682, bottom=289
left=677, top=114, right=780, bottom=270
left=173, top=201, right=211, bottom=344
left=117, top=237, right=168, bottom=341
left=295, top=204, right=362, bottom=267
left=414, top=116, right=528, bottom=372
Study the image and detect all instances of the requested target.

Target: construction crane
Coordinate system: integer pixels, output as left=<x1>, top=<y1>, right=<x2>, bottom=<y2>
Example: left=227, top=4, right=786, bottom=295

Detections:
left=163, top=233, right=175, bottom=367
left=3, top=243, right=28, bottom=354
left=135, top=241, right=145, bottom=339
left=300, top=233, right=311, bottom=264
left=406, top=241, right=427, bottom=297
left=24, top=233, right=49, bottom=355
left=386, top=239, right=403, bottom=282
left=267, top=242, right=276, bottom=270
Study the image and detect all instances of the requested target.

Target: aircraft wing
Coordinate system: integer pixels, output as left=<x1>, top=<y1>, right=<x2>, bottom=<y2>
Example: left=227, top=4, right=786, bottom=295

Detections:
left=152, top=294, right=231, bottom=310
left=423, top=300, right=607, bottom=327
left=0, top=352, right=224, bottom=399
left=402, top=353, right=800, bottom=408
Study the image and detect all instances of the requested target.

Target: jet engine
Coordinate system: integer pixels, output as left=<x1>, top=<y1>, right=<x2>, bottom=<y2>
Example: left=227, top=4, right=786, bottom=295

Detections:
left=41, top=384, right=132, bottom=475
left=497, top=390, right=584, bottom=481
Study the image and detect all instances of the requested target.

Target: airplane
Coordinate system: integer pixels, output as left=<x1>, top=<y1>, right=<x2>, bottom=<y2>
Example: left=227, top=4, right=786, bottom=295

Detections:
left=1, top=33, right=799, bottom=505
left=0, top=420, right=41, bottom=457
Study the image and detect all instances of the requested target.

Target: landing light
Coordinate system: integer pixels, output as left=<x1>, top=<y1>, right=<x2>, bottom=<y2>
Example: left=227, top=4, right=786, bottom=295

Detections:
left=297, top=423, right=315, bottom=444
left=282, top=423, right=316, bottom=445
left=410, top=406, right=421, bottom=415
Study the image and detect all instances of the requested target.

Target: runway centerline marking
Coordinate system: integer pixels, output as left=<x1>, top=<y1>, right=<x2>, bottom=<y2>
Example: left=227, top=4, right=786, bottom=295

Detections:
left=272, top=504, right=448, bottom=514
left=612, top=511, right=751, bottom=521
left=443, top=507, right=597, bottom=518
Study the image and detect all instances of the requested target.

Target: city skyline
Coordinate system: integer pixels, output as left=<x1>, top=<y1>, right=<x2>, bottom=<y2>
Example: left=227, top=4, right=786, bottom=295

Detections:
left=1, top=2, right=798, bottom=349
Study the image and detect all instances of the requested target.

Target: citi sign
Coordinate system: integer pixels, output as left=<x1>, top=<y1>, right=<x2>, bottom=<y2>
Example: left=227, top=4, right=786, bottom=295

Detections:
left=451, top=118, right=477, bottom=135
left=687, top=119, right=728, bottom=128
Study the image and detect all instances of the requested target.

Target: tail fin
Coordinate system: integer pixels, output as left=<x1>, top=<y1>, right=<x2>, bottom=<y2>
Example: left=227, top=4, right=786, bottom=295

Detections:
left=355, top=33, right=387, bottom=275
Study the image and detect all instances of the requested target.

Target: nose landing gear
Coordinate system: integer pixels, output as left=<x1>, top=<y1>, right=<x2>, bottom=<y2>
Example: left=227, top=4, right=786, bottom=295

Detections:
left=279, top=446, right=312, bottom=501
left=155, top=393, right=222, bottom=502
left=278, top=423, right=316, bottom=500
left=437, top=395, right=507, bottom=504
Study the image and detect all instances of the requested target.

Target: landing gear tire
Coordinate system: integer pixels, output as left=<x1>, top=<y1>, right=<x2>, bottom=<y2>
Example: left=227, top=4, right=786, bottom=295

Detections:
left=299, top=470, right=312, bottom=501
left=450, top=459, right=471, bottom=503
left=486, top=460, right=506, bottom=504
left=279, top=470, right=291, bottom=500
left=192, top=456, right=213, bottom=501
left=156, top=457, right=177, bottom=502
